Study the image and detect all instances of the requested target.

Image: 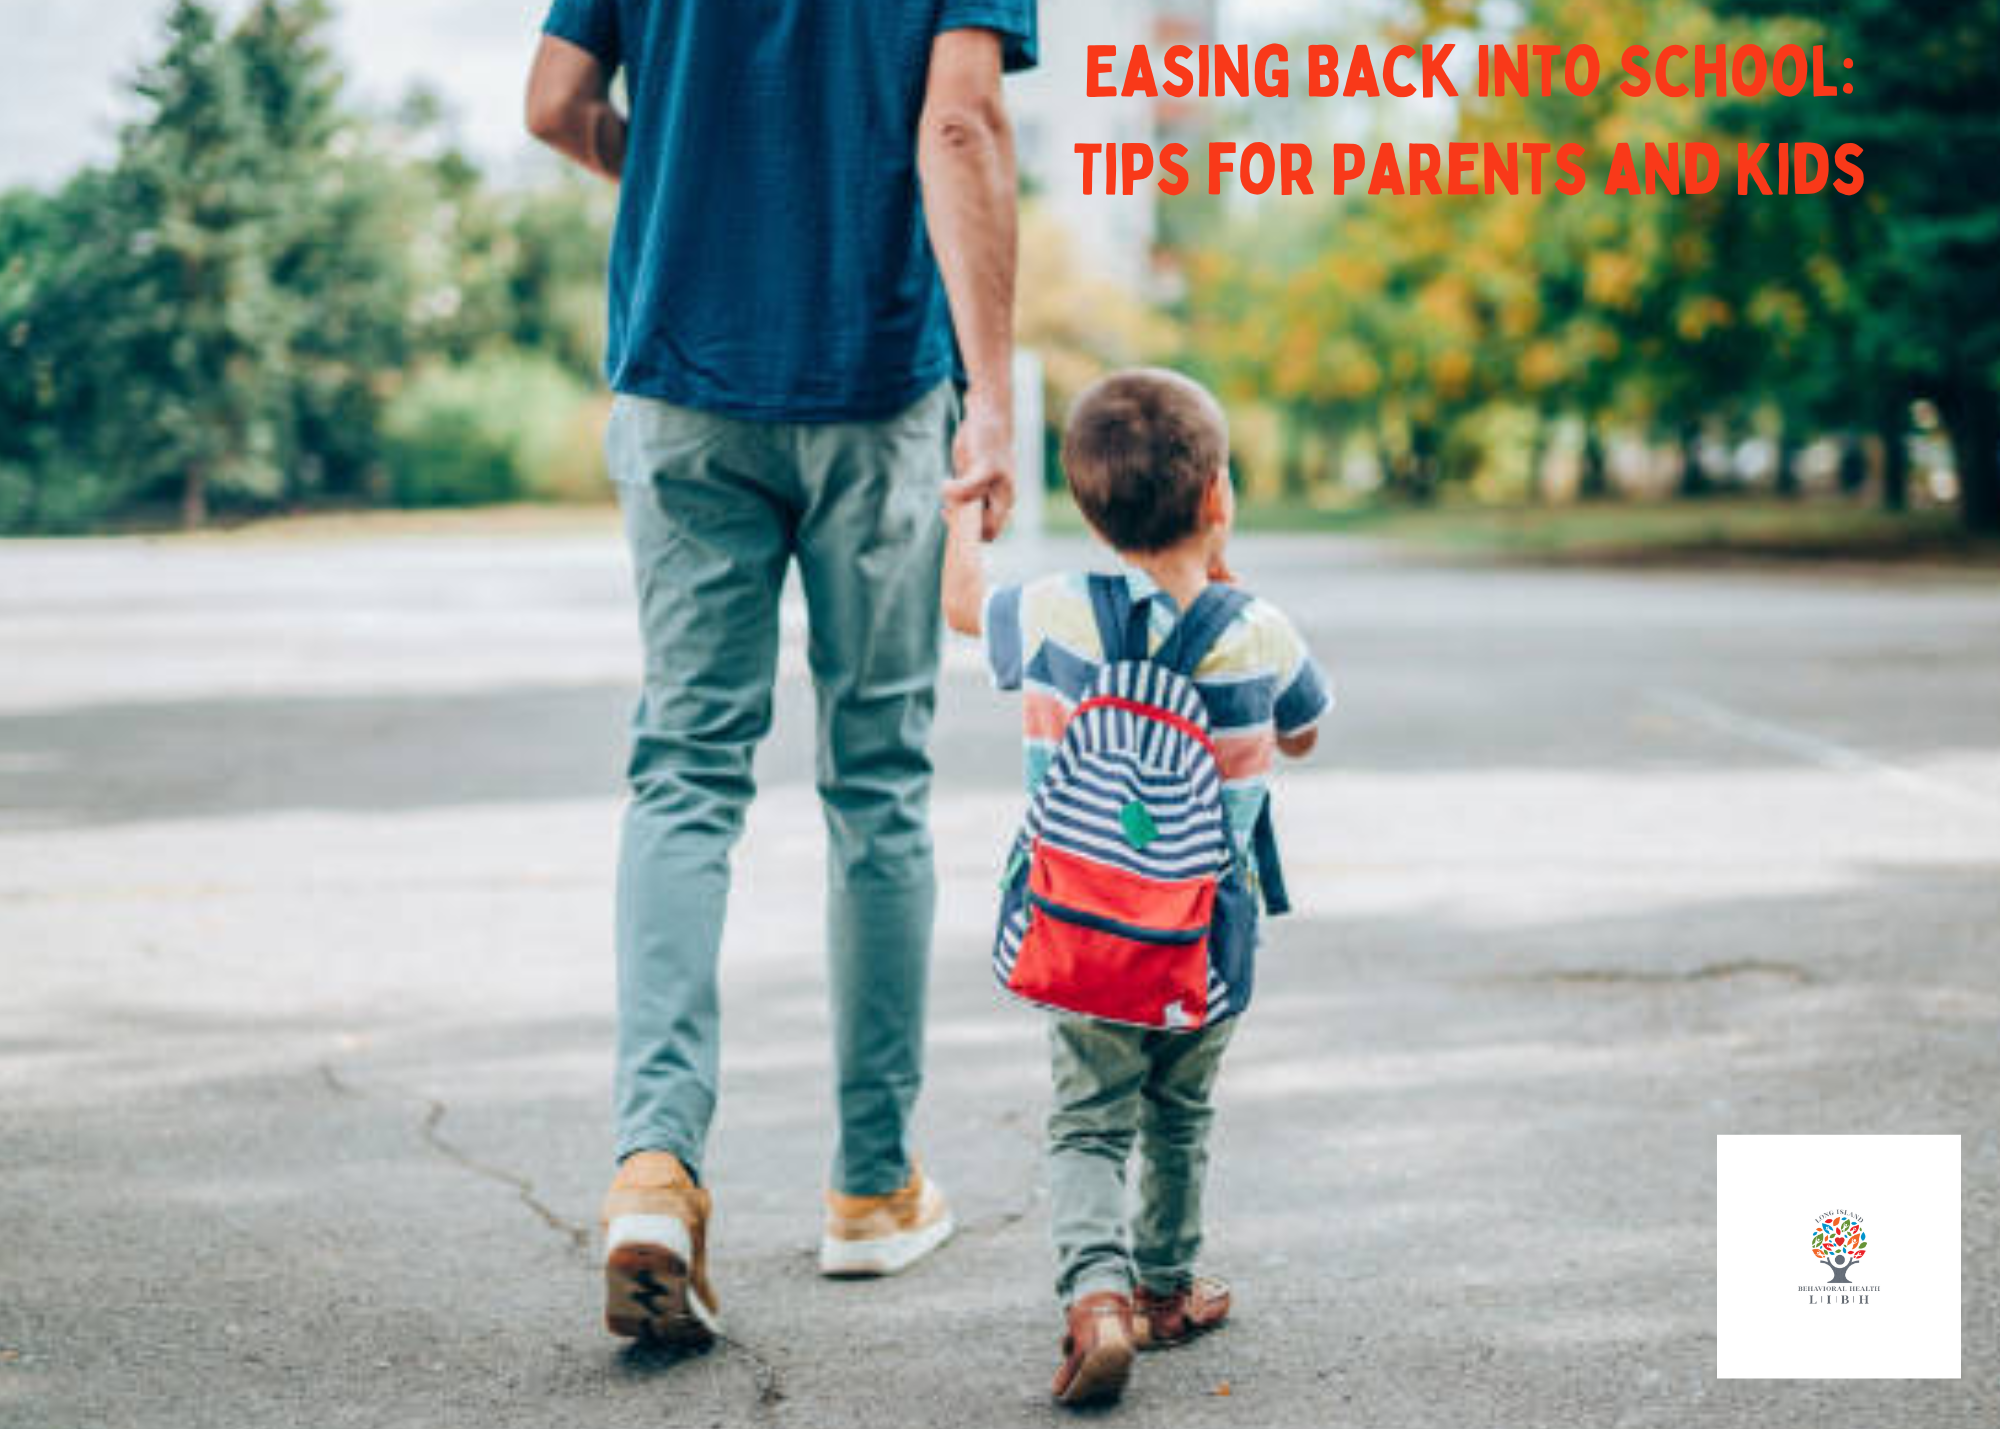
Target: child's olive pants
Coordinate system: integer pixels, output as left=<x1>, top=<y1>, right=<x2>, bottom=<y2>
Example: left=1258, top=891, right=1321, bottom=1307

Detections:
left=1046, top=1012, right=1237, bottom=1304
left=606, top=382, right=954, bottom=1197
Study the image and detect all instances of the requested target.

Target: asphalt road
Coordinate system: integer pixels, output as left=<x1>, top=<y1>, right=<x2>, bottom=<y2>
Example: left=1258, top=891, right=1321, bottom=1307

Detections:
left=2, top=524, right=1996, bottom=1428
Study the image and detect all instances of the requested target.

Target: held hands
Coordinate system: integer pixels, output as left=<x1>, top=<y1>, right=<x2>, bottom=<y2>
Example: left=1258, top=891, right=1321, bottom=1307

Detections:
left=944, top=494, right=986, bottom=547
left=938, top=393, right=1004, bottom=638
left=942, top=391, right=1015, bottom=542
left=940, top=472, right=990, bottom=637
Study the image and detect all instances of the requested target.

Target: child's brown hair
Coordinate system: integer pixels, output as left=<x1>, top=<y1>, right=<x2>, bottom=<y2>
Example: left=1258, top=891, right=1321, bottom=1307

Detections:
left=1060, top=368, right=1227, bottom=554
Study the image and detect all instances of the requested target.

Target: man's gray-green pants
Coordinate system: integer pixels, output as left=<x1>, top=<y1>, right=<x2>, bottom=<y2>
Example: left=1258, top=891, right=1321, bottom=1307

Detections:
left=1047, top=1013, right=1237, bottom=1305
left=605, top=382, right=954, bottom=1198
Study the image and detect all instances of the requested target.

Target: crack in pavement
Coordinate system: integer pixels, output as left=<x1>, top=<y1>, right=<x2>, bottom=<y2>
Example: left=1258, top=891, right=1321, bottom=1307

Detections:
left=318, top=1060, right=788, bottom=1412
left=317, top=1060, right=592, bottom=1259
left=741, top=1343, right=786, bottom=1412
left=614, top=1311, right=789, bottom=1421
left=630, top=1336, right=786, bottom=1422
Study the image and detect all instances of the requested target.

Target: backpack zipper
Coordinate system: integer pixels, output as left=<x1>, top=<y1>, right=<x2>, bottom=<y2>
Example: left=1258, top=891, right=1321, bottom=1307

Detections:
left=1026, top=891, right=1207, bottom=945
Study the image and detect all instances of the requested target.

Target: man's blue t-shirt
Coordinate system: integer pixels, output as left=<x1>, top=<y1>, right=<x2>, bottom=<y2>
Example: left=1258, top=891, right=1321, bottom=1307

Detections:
left=542, top=0, right=1037, bottom=422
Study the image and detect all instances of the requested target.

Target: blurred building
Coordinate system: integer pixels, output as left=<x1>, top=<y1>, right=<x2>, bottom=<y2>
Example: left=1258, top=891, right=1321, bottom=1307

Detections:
left=1009, top=0, right=1219, bottom=294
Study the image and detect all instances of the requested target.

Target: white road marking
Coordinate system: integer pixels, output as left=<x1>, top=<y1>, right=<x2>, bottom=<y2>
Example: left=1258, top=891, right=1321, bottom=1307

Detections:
left=1649, top=688, right=2000, bottom=821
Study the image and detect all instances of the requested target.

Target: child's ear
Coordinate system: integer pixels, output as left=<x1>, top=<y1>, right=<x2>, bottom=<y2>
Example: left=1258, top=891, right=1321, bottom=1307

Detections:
left=1203, top=466, right=1235, bottom=526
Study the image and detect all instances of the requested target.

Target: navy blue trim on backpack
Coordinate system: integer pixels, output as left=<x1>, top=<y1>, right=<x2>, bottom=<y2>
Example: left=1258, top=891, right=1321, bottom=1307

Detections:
left=1086, top=573, right=1151, bottom=664
left=1153, top=584, right=1252, bottom=675
left=1027, top=891, right=1211, bottom=945
left=1089, top=574, right=1256, bottom=670
left=1086, top=573, right=1290, bottom=917
left=1251, top=797, right=1290, bottom=916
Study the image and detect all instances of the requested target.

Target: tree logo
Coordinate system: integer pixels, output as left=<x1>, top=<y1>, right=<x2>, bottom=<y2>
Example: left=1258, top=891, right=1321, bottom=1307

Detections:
left=1812, top=1212, right=1867, bottom=1283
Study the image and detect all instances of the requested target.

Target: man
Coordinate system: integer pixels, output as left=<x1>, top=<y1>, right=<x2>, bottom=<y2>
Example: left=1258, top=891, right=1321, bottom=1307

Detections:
left=525, top=1, right=1036, bottom=1347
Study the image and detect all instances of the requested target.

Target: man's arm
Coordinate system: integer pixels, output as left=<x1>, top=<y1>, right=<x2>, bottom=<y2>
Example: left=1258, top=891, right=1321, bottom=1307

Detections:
left=525, top=34, right=626, bottom=181
left=919, top=29, right=1018, bottom=542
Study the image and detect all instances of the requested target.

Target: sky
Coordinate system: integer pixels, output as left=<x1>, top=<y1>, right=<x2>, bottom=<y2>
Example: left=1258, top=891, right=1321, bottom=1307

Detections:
left=0, top=0, right=552, bottom=190
left=0, top=0, right=1344, bottom=192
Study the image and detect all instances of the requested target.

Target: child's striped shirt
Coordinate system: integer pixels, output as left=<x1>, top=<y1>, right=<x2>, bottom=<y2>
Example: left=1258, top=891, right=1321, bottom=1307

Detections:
left=981, top=567, right=1332, bottom=862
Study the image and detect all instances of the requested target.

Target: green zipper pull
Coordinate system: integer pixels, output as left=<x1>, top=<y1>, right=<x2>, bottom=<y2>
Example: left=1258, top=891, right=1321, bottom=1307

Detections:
left=1120, top=799, right=1159, bottom=850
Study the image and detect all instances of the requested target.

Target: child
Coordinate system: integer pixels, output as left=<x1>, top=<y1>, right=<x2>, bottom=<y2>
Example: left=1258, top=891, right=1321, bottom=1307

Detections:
left=941, top=368, right=1331, bottom=1408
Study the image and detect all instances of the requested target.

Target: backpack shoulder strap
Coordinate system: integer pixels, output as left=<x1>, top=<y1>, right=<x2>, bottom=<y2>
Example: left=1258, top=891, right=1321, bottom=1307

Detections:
left=1086, top=573, right=1150, bottom=664
left=1251, top=795, right=1291, bottom=916
left=1154, top=585, right=1252, bottom=677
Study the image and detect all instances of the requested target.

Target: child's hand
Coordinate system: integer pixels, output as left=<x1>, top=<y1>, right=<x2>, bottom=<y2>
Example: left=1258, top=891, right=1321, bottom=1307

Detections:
left=941, top=496, right=988, bottom=637
left=944, top=494, right=985, bottom=545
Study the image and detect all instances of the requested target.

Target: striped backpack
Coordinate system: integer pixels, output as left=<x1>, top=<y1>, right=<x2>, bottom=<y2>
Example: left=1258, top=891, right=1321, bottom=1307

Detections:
left=991, top=575, right=1288, bottom=1031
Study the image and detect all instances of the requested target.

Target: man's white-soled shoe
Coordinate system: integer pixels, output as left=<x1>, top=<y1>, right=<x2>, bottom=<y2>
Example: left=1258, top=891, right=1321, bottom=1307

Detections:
left=601, top=1151, right=721, bottom=1347
left=818, top=1164, right=955, bottom=1278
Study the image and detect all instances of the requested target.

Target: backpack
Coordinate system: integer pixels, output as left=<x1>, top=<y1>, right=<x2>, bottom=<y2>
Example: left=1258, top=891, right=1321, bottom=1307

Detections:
left=990, top=574, right=1289, bottom=1031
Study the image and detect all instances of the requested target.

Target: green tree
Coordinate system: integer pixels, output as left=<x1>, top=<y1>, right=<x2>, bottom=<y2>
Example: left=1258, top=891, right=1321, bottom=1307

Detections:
left=114, top=0, right=273, bottom=526
left=501, top=178, right=616, bottom=382
left=229, top=0, right=398, bottom=504
left=2, top=0, right=616, bottom=533
left=0, top=173, right=164, bottom=530
left=1714, top=0, right=2000, bottom=529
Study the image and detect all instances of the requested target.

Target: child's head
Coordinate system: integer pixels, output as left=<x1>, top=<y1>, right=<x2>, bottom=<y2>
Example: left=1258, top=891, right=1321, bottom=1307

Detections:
left=1061, top=368, right=1233, bottom=559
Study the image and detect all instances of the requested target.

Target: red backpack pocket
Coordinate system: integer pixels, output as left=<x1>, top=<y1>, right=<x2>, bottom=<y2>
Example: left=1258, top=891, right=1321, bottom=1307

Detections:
left=1008, top=841, right=1215, bottom=1028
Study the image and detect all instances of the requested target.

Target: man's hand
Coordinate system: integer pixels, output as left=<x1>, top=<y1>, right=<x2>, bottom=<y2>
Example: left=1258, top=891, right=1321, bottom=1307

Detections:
left=944, top=392, right=1015, bottom=542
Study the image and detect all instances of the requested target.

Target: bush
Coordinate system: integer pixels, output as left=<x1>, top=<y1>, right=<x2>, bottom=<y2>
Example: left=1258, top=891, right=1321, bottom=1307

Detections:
left=524, top=393, right=615, bottom=503
left=0, top=463, right=37, bottom=534
left=380, top=353, right=596, bottom=507
left=0, top=451, right=145, bottom=535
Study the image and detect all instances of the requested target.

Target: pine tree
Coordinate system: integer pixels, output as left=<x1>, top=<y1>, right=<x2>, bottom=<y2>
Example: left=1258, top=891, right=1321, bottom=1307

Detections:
left=118, top=0, right=266, bottom=526
left=230, top=0, right=371, bottom=504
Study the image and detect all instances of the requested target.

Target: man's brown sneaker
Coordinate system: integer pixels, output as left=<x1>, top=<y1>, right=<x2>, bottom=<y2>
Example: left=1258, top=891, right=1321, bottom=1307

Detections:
left=600, top=1151, right=720, bottom=1347
left=1135, top=1275, right=1231, bottom=1349
left=817, top=1164, right=954, bottom=1277
left=1051, top=1291, right=1137, bottom=1407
